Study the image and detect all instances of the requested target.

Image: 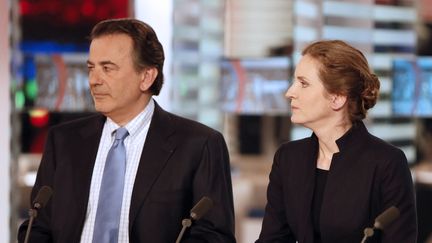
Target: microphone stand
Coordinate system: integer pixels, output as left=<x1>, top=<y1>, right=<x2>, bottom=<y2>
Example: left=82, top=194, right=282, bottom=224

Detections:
left=174, top=197, right=213, bottom=243
left=23, top=186, right=53, bottom=243
left=175, top=218, right=192, bottom=243
left=23, top=208, right=39, bottom=243
left=360, top=227, right=374, bottom=243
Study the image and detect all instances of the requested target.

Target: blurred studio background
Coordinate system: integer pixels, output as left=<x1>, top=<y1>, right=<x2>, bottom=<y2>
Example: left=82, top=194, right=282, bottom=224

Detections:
left=1, top=0, right=432, bottom=242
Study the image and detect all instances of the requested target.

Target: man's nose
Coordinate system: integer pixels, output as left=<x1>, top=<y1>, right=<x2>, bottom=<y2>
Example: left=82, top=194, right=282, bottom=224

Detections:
left=89, top=68, right=103, bottom=85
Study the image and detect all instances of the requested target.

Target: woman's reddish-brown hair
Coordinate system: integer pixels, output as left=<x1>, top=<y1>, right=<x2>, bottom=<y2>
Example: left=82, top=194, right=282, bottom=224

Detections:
left=302, top=40, right=380, bottom=122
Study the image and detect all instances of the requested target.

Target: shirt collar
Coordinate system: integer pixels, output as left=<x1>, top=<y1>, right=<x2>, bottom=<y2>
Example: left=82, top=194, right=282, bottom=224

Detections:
left=309, top=121, right=368, bottom=153
left=105, top=99, right=155, bottom=138
left=334, top=121, right=368, bottom=152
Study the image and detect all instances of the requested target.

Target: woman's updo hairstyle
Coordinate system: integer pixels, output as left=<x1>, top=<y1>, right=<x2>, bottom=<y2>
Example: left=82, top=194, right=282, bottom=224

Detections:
left=302, top=40, right=380, bottom=122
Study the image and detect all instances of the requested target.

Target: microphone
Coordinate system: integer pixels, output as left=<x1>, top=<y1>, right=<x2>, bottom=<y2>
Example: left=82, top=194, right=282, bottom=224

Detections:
left=190, top=196, right=213, bottom=221
left=32, top=186, right=53, bottom=209
left=360, top=206, right=400, bottom=243
left=24, top=186, right=53, bottom=243
left=175, top=196, right=213, bottom=243
left=374, top=206, right=400, bottom=230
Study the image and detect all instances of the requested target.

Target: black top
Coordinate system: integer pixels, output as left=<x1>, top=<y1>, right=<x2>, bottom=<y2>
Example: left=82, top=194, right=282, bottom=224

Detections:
left=257, top=121, right=417, bottom=243
left=312, top=168, right=329, bottom=243
left=17, top=102, right=237, bottom=243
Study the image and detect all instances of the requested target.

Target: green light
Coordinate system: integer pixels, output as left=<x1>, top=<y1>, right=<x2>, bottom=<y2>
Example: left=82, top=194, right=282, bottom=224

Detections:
left=25, top=79, right=38, bottom=100
left=15, top=91, right=25, bottom=109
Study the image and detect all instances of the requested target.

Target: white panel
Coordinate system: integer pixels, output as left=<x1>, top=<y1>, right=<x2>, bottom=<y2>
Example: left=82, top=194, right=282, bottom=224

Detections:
left=291, top=126, right=312, bottom=140
left=135, top=0, right=173, bottom=110
left=372, top=53, right=415, bottom=70
left=368, top=123, right=416, bottom=141
left=233, top=58, right=291, bottom=68
left=174, top=27, right=200, bottom=40
left=200, top=39, right=223, bottom=56
left=369, top=100, right=392, bottom=117
left=373, top=29, right=416, bottom=46
left=401, top=145, right=416, bottom=164
left=173, top=51, right=200, bottom=63
left=229, top=34, right=292, bottom=43
left=379, top=76, right=392, bottom=94
left=198, top=108, right=221, bottom=127
left=414, top=168, right=432, bottom=183
left=293, top=51, right=303, bottom=65
left=231, top=0, right=291, bottom=9
left=225, top=0, right=292, bottom=57
left=294, top=26, right=319, bottom=42
left=0, top=0, right=10, bottom=241
left=241, top=218, right=264, bottom=243
left=323, top=26, right=373, bottom=43
left=229, top=12, right=292, bottom=21
left=324, top=1, right=372, bottom=19
left=372, top=53, right=394, bottom=70
left=374, top=5, right=417, bottom=23
left=294, top=1, right=319, bottom=18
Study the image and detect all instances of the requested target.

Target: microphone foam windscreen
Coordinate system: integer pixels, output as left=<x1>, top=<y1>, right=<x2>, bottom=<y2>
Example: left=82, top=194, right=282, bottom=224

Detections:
left=190, top=197, right=213, bottom=221
left=33, top=186, right=53, bottom=209
left=374, top=206, right=400, bottom=230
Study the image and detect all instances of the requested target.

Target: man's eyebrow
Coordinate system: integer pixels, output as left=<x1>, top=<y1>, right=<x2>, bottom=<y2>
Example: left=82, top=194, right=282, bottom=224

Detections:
left=99, top=61, right=117, bottom=66
left=86, top=60, right=118, bottom=67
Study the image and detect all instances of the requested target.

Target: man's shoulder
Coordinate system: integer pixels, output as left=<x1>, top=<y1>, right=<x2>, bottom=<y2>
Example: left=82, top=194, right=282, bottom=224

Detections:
left=165, top=111, right=221, bottom=137
left=49, top=113, right=104, bottom=131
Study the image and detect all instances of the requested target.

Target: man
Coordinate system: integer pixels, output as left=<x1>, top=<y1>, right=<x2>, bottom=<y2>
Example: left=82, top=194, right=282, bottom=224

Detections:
left=18, top=18, right=236, bottom=243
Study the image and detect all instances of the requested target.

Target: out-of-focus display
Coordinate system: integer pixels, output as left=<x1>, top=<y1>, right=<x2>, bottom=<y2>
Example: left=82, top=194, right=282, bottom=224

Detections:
left=392, top=57, right=432, bottom=117
left=20, top=0, right=128, bottom=44
left=17, top=53, right=94, bottom=111
left=220, top=57, right=291, bottom=114
left=20, top=110, right=94, bottom=153
left=35, top=54, right=93, bottom=111
left=16, top=0, right=129, bottom=111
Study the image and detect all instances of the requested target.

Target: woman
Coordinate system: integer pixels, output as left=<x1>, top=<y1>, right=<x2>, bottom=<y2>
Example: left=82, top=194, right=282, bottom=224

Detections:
left=256, top=40, right=417, bottom=243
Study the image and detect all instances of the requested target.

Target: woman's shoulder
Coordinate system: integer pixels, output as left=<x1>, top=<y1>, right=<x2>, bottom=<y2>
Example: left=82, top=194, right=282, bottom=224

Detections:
left=364, top=131, right=406, bottom=158
left=279, top=136, right=313, bottom=149
left=275, top=136, right=316, bottom=159
left=357, top=131, right=409, bottom=173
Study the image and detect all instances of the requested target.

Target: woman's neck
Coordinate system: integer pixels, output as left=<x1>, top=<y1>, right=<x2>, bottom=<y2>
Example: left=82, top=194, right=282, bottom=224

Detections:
left=314, top=121, right=352, bottom=170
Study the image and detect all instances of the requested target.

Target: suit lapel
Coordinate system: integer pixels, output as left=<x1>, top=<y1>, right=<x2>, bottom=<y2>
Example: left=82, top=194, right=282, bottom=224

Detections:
left=129, top=103, right=176, bottom=230
left=71, top=114, right=105, bottom=235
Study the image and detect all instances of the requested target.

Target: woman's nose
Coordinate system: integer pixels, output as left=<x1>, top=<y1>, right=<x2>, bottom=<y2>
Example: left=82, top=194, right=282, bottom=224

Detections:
left=285, top=84, right=295, bottom=99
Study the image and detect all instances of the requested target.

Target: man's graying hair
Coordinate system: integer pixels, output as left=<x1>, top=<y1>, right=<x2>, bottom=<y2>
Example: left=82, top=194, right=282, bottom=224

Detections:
left=90, top=18, right=165, bottom=95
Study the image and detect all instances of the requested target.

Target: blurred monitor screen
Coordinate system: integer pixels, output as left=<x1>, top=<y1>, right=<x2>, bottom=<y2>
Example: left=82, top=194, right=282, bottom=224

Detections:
left=20, top=0, right=128, bottom=44
left=392, top=57, right=432, bottom=117
left=220, top=57, right=291, bottom=114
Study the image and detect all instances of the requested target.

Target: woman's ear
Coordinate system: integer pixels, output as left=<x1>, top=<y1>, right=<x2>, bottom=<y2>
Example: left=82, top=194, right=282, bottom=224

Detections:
left=140, top=67, right=158, bottom=91
left=330, top=94, right=347, bottom=111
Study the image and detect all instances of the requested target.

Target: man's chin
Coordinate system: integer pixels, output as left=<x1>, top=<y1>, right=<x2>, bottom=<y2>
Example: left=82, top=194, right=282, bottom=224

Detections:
left=94, top=104, right=111, bottom=114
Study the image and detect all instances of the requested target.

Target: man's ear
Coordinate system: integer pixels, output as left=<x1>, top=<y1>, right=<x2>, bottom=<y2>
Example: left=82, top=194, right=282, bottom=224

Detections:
left=330, top=94, right=347, bottom=111
left=140, top=67, right=158, bottom=91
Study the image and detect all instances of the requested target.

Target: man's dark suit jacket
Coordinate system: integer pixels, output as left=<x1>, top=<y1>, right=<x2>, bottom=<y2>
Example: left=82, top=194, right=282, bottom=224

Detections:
left=18, top=102, right=236, bottom=243
left=256, top=122, right=417, bottom=243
